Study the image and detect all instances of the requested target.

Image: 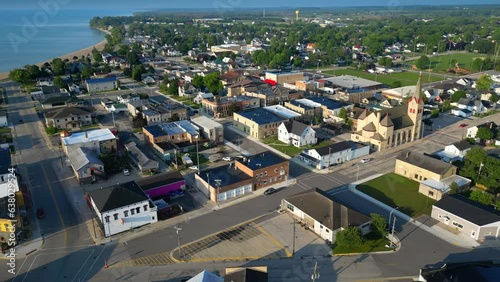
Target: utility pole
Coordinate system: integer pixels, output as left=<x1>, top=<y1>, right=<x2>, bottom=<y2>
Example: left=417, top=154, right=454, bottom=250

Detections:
left=327, top=146, right=332, bottom=171
left=292, top=219, right=296, bottom=256
left=215, top=179, right=222, bottom=206
left=195, top=135, right=200, bottom=175
left=174, top=225, right=182, bottom=260
left=174, top=149, right=178, bottom=168
left=390, top=216, right=396, bottom=249
left=311, top=261, right=320, bottom=282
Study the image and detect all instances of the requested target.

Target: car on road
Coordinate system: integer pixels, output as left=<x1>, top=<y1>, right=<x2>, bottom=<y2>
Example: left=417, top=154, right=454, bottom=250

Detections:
left=459, top=123, right=468, bottom=128
left=222, top=156, right=232, bottom=161
left=189, top=165, right=199, bottom=171
left=18, top=119, right=24, bottom=124
left=123, top=169, right=130, bottom=176
left=37, top=208, right=45, bottom=219
left=361, top=158, right=371, bottom=163
left=264, top=188, right=277, bottom=195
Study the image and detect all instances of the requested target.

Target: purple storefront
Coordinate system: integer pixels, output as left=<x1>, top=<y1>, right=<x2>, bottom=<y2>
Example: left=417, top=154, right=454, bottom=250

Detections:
left=136, top=171, right=186, bottom=199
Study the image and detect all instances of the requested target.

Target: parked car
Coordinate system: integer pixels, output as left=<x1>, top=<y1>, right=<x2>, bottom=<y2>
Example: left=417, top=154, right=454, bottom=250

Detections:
left=18, top=119, right=24, bottom=124
left=175, top=190, right=185, bottom=196
left=459, top=123, right=468, bottom=128
left=37, top=208, right=45, bottom=219
left=189, top=166, right=199, bottom=171
left=264, top=188, right=276, bottom=195
left=222, top=157, right=232, bottom=161
left=158, top=203, right=184, bottom=220
left=361, top=158, right=371, bottom=163
left=123, top=169, right=130, bottom=176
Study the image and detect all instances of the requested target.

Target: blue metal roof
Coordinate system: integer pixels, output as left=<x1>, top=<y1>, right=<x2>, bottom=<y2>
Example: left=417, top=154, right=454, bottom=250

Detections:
left=308, top=97, right=351, bottom=110
left=143, top=125, right=164, bottom=138
left=243, top=151, right=288, bottom=170
left=86, top=77, right=117, bottom=84
left=235, top=108, right=286, bottom=125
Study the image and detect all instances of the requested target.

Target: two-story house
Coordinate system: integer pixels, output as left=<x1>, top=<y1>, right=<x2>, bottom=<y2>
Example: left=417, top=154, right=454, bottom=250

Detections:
left=299, top=141, right=370, bottom=169
left=43, top=107, right=94, bottom=130
left=278, top=120, right=317, bottom=147
left=87, top=181, right=158, bottom=237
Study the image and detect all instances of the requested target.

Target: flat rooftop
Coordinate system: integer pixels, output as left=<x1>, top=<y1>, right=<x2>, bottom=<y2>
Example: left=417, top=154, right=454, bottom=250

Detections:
left=144, top=120, right=199, bottom=137
left=325, top=75, right=382, bottom=89
left=422, top=175, right=471, bottom=193
left=235, top=108, right=286, bottom=125
left=294, top=98, right=322, bottom=109
left=191, top=116, right=223, bottom=129
left=307, top=97, right=351, bottom=110
left=62, top=128, right=115, bottom=145
left=199, top=164, right=252, bottom=187
left=239, top=151, right=288, bottom=170
left=263, top=105, right=302, bottom=119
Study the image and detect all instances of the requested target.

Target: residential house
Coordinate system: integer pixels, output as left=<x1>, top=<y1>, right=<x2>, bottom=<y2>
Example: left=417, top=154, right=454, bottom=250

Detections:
left=87, top=181, right=158, bottom=237
left=451, top=108, right=473, bottom=118
left=190, top=116, right=224, bottom=144
left=86, top=77, right=117, bottom=93
left=108, top=103, right=128, bottom=113
left=219, top=71, right=246, bottom=85
left=125, top=141, right=159, bottom=173
left=43, top=107, right=94, bottom=130
left=233, top=108, right=287, bottom=139
left=234, top=151, right=290, bottom=190
left=224, top=267, right=269, bottom=282
left=136, top=171, right=185, bottom=199
left=431, top=195, right=500, bottom=240
left=395, top=151, right=457, bottom=182
left=195, top=164, right=253, bottom=203
left=278, top=120, right=317, bottom=147
left=466, top=122, right=497, bottom=141
left=178, top=83, right=199, bottom=98
left=351, top=77, right=424, bottom=151
left=418, top=174, right=471, bottom=201
left=41, top=96, right=84, bottom=109
left=201, top=95, right=260, bottom=118
left=456, top=98, right=486, bottom=115
left=67, top=147, right=105, bottom=185
left=194, top=92, right=214, bottom=104
left=30, top=85, right=67, bottom=100
left=300, top=141, right=370, bottom=169
left=117, top=93, right=140, bottom=104
left=61, top=128, right=117, bottom=155
left=434, top=140, right=473, bottom=162
left=68, top=83, right=81, bottom=94
left=281, top=188, right=371, bottom=242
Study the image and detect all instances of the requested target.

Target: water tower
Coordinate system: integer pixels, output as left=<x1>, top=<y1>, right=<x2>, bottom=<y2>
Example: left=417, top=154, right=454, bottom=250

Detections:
left=295, top=10, right=299, bottom=21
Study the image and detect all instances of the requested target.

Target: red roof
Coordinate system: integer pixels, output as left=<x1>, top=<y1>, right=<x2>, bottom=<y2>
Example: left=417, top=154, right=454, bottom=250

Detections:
left=264, top=79, right=277, bottom=86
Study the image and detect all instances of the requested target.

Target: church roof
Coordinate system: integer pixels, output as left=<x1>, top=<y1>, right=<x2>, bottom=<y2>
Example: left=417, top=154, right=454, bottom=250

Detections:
left=380, top=113, right=394, bottom=127
left=378, top=106, right=414, bottom=130
left=371, top=133, right=386, bottom=141
left=358, top=108, right=371, bottom=120
left=362, top=122, right=376, bottom=132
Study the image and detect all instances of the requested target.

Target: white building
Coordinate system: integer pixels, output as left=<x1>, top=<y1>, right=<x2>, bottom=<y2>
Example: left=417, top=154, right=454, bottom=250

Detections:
left=451, top=108, right=473, bottom=118
left=86, top=77, right=117, bottom=93
left=117, top=93, right=140, bottom=104
left=263, top=105, right=302, bottom=120
left=278, top=120, right=316, bottom=147
left=190, top=116, right=224, bottom=144
left=87, top=181, right=158, bottom=237
left=61, top=128, right=117, bottom=155
left=456, top=98, right=486, bottom=115
left=299, top=141, right=369, bottom=169
left=194, top=92, right=214, bottom=104
left=466, top=122, right=497, bottom=140
left=281, top=188, right=371, bottom=242
left=0, top=149, right=18, bottom=199
left=434, top=140, right=473, bottom=162
left=0, top=111, right=7, bottom=127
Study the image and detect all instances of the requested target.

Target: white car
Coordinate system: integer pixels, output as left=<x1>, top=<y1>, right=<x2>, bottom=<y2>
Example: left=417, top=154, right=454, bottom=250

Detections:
left=222, top=157, right=232, bottom=161
left=361, top=158, right=371, bottom=163
left=189, top=166, right=199, bottom=171
left=123, top=169, right=130, bottom=176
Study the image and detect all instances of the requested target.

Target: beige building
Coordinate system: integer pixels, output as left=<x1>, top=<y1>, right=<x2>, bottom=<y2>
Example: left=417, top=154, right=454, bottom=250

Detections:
left=418, top=175, right=471, bottom=201
left=395, top=151, right=457, bottom=183
left=44, top=107, right=94, bottom=130
left=233, top=108, right=286, bottom=139
left=265, top=72, right=304, bottom=85
left=350, top=77, right=424, bottom=151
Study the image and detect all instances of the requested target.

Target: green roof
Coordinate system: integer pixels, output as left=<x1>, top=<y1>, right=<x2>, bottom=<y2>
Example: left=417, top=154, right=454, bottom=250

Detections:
left=113, top=103, right=127, bottom=108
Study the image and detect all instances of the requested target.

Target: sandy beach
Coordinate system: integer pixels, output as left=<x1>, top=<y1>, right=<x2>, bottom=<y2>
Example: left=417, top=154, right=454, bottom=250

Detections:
left=0, top=28, right=110, bottom=81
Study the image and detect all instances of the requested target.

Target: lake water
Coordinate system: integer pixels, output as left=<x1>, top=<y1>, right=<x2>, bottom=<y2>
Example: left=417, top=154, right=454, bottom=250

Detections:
left=0, top=8, right=134, bottom=73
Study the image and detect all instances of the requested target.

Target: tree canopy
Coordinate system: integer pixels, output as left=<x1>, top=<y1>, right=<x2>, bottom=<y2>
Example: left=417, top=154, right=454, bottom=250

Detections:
left=203, top=72, right=223, bottom=94
left=475, top=75, right=493, bottom=92
left=415, top=55, right=430, bottom=69
left=370, top=213, right=387, bottom=239
left=336, top=227, right=364, bottom=248
left=451, top=90, right=466, bottom=102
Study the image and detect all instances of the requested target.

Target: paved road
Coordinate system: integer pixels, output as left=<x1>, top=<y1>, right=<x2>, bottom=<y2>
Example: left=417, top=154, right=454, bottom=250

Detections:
left=0, top=82, right=107, bottom=282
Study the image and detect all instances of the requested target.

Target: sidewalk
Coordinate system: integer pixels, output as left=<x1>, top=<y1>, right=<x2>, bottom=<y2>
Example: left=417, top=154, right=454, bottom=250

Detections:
left=350, top=175, right=481, bottom=249
left=2, top=211, right=45, bottom=260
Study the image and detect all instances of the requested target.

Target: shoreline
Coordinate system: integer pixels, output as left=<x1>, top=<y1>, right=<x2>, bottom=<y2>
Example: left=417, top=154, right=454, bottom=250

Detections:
left=0, top=28, right=110, bottom=81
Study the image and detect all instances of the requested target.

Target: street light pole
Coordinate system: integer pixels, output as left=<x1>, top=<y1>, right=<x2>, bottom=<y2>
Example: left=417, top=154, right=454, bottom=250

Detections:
left=390, top=216, right=397, bottom=249
left=174, top=225, right=182, bottom=259
left=388, top=206, right=399, bottom=232
left=195, top=135, right=200, bottom=175
left=292, top=219, right=296, bottom=256
left=354, top=163, right=360, bottom=182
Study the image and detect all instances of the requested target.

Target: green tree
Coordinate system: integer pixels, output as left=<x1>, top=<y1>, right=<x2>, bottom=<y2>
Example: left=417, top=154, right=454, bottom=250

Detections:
left=51, top=58, right=66, bottom=75
left=489, top=93, right=499, bottom=103
left=126, top=52, right=140, bottom=66
left=476, top=127, right=494, bottom=141
left=346, top=118, right=353, bottom=128
left=338, top=107, right=347, bottom=121
left=45, top=126, right=58, bottom=135
left=92, top=47, right=102, bottom=63
left=378, top=57, right=392, bottom=68
left=123, top=67, right=132, bottom=77
left=475, top=75, right=493, bottom=92
left=203, top=72, right=223, bottom=94
left=132, top=64, right=147, bottom=82
left=24, top=65, right=42, bottom=79
left=370, top=213, right=387, bottom=239
left=336, top=227, right=364, bottom=248
left=431, top=109, right=439, bottom=118
left=415, top=55, right=431, bottom=70
left=192, top=74, right=205, bottom=89
left=81, top=66, right=94, bottom=80
left=391, top=81, right=402, bottom=88
left=8, top=69, right=29, bottom=84
left=469, top=190, right=494, bottom=206
left=53, top=76, right=66, bottom=89
left=167, top=78, right=180, bottom=95
left=451, top=90, right=466, bottom=102
left=449, top=182, right=459, bottom=195
left=116, top=80, right=121, bottom=89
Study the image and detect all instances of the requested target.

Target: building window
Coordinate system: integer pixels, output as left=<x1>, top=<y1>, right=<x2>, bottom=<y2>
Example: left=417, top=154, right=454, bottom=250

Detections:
left=113, top=213, right=118, bottom=220
left=136, top=207, right=141, bottom=214
left=320, top=225, right=323, bottom=229
left=452, top=221, right=463, bottom=229
left=143, top=205, right=148, bottom=212
left=428, top=191, right=434, bottom=197
left=325, top=229, right=329, bottom=233
left=124, top=211, right=129, bottom=217
left=287, top=203, right=294, bottom=211
left=105, top=216, right=110, bottom=223
left=414, top=174, right=419, bottom=180
left=131, top=209, right=135, bottom=215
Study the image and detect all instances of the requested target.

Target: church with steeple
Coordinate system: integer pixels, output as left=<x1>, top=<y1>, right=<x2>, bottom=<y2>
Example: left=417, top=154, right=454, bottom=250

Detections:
left=350, top=76, right=424, bottom=151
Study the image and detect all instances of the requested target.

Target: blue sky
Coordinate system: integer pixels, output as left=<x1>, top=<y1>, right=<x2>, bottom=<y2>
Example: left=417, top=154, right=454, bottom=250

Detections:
left=1, top=0, right=498, bottom=10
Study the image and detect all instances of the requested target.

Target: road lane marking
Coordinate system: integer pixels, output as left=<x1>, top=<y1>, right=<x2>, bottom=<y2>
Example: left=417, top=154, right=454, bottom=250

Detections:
left=41, top=163, right=68, bottom=246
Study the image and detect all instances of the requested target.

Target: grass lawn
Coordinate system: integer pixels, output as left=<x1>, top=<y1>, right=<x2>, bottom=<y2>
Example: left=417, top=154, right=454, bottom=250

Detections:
left=357, top=173, right=435, bottom=217
left=323, top=68, right=443, bottom=87
left=332, top=232, right=391, bottom=254
left=407, top=52, right=487, bottom=73
left=0, top=127, right=11, bottom=134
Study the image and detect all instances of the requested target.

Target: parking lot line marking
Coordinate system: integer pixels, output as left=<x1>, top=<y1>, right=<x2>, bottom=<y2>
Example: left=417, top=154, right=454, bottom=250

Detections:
left=254, top=224, right=292, bottom=257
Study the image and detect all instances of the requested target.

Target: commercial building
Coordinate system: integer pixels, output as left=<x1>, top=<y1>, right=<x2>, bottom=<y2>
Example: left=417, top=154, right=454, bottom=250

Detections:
left=136, top=171, right=186, bottom=199
left=281, top=188, right=371, bottom=242
left=299, top=141, right=369, bottom=169
left=284, top=99, right=323, bottom=121
left=351, top=77, right=424, bottom=151
left=227, top=80, right=267, bottom=97
left=143, top=120, right=200, bottom=147
left=87, top=181, right=158, bottom=237
left=263, top=105, right=302, bottom=120
left=431, top=195, right=500, bottom=241
left=235, top=151, right=289, bottom=190
left=41, top=96, right=84, bottom=109
left=306, top=97, right=354, bottom=120
left=395, top=151, right=457, bottom=182
left=190, top=116, right=224, bottom=144
left=265, top=72, right=304, bottom=85
left=86, top=77, right=117, bottom=93
left=324, top=75, right=383, bottom=90
left=61, top=128, right=117, bottom=155
left=233, top=108, right=287, bottom=139
left=201, top=95, right=260, bottom=118
left=194, top=164, right=253, bottom=203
